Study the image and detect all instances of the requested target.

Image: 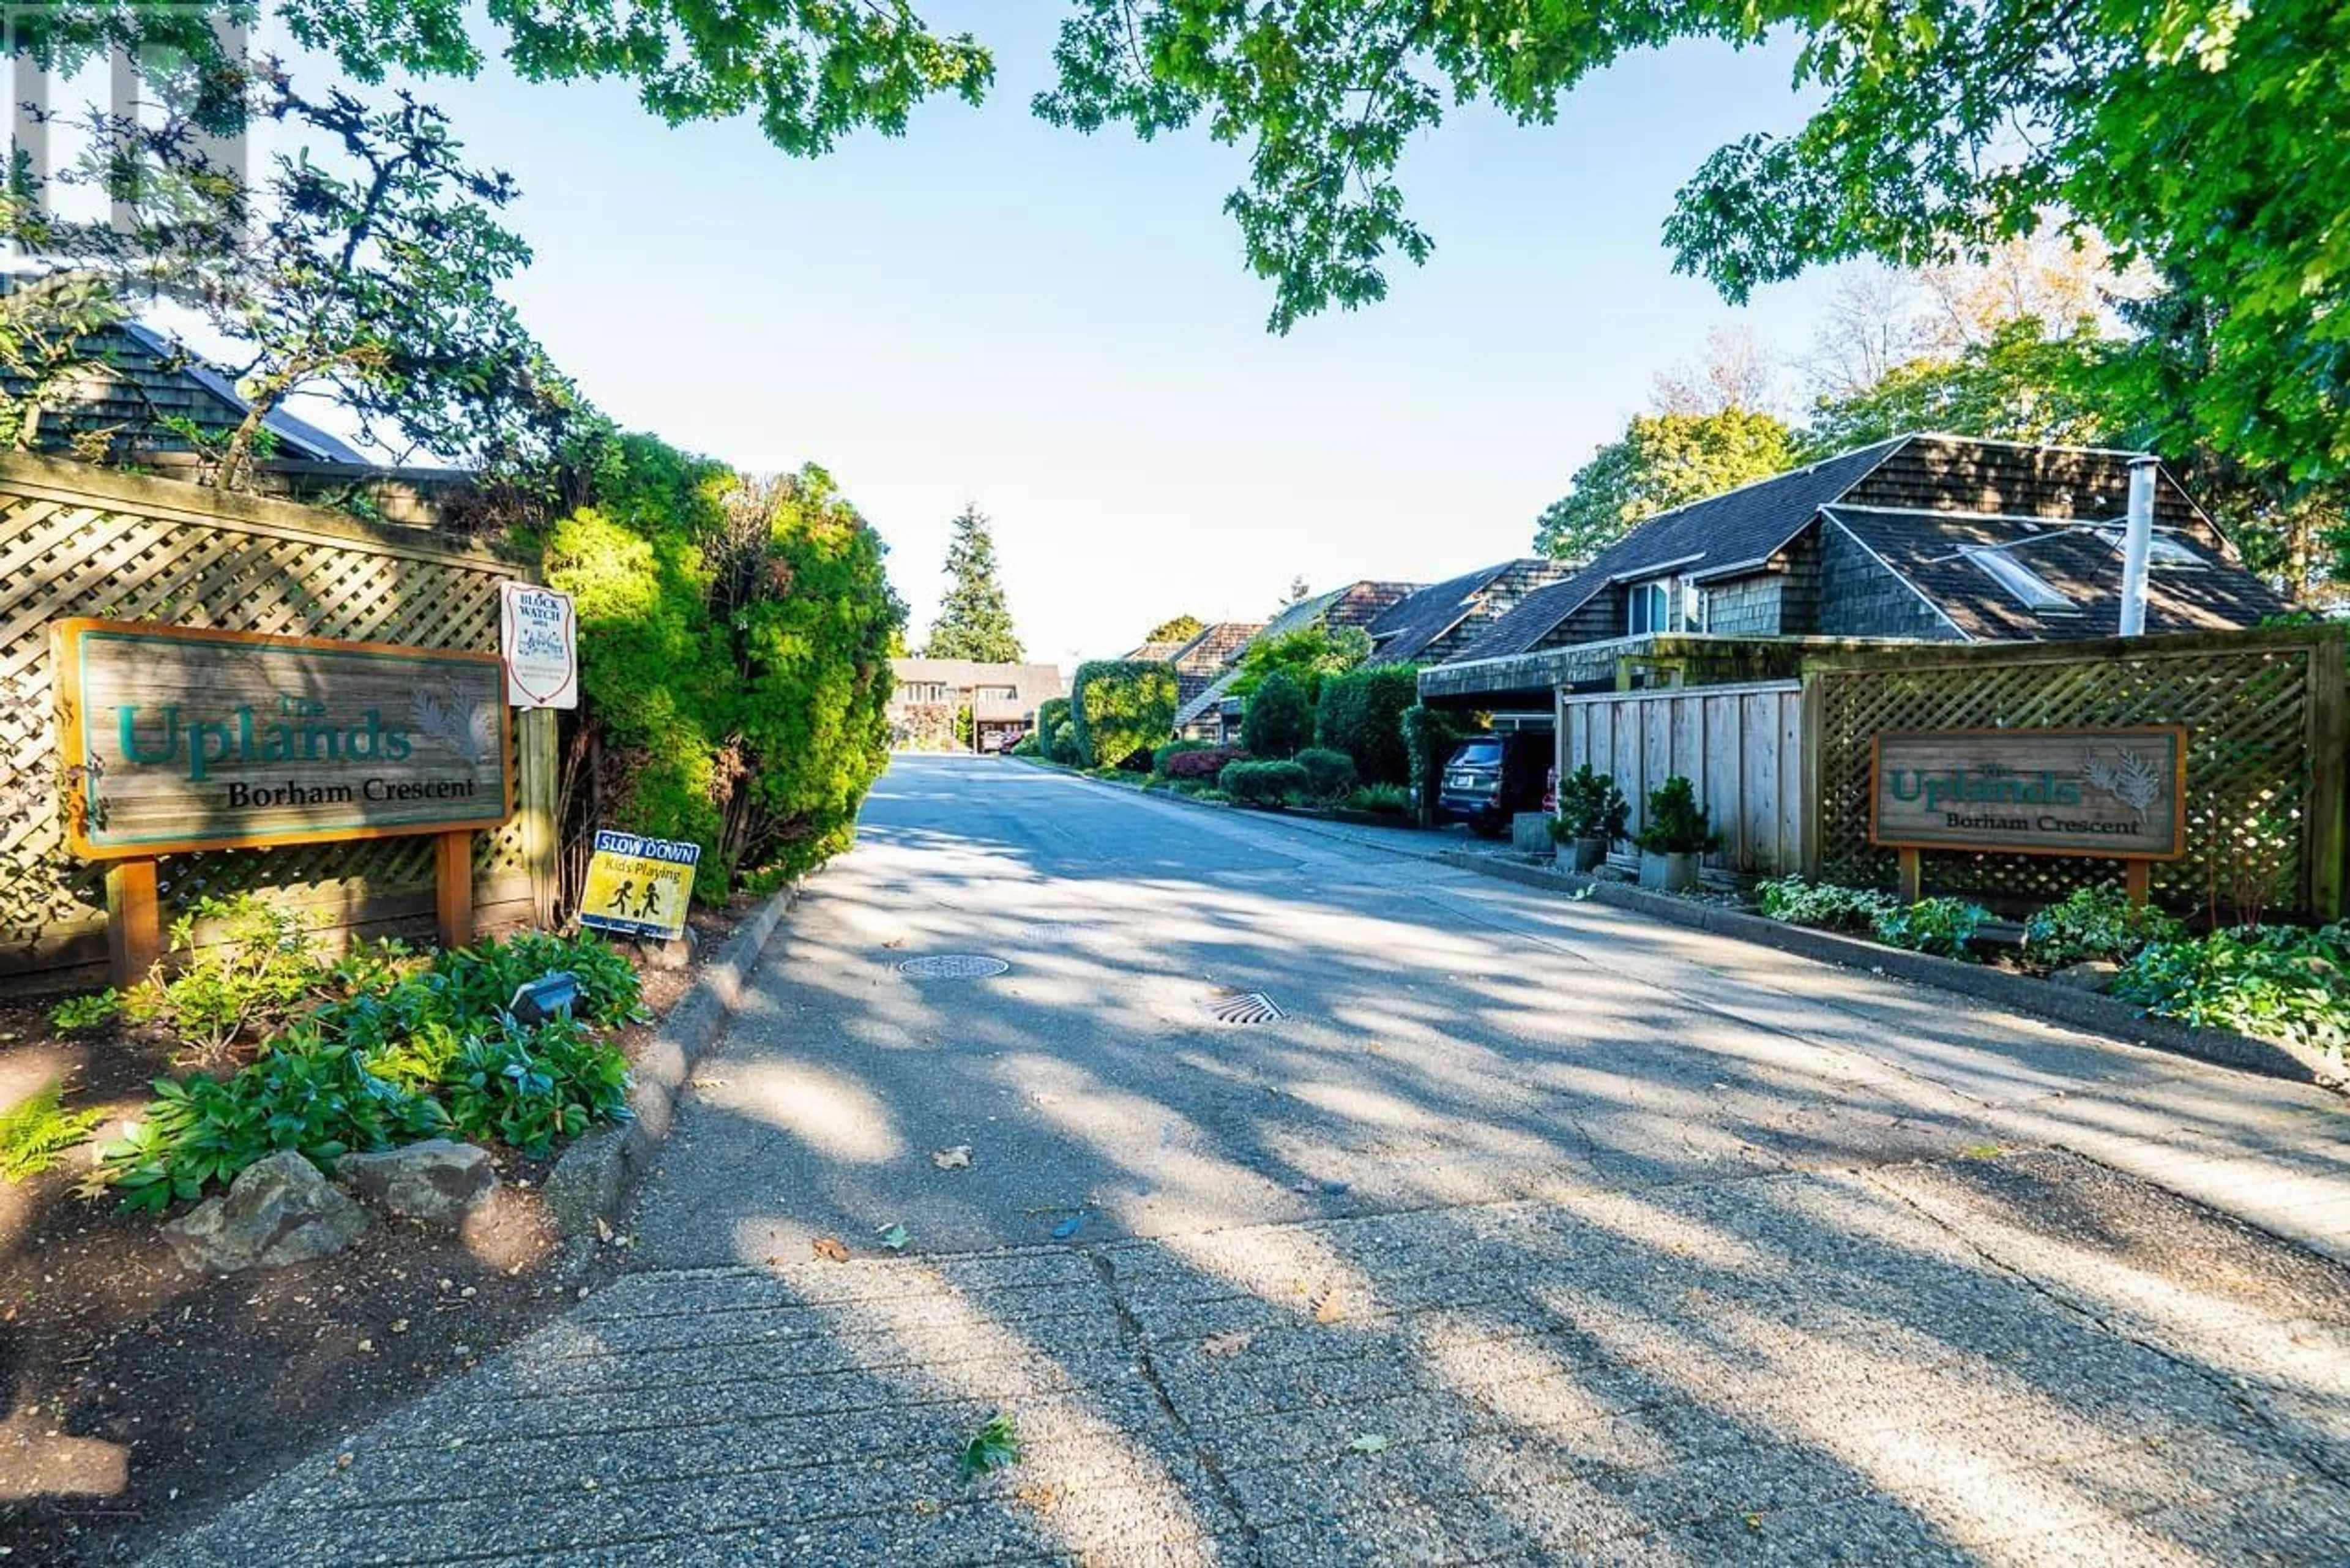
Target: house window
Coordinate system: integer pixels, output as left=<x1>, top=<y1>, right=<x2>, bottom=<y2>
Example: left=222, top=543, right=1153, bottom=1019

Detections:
left=1961, top=547, right=2074, bottom=610
left=1628, top=578, right=1701, bottom=635
left=975, top=685, right=1018, bottom=701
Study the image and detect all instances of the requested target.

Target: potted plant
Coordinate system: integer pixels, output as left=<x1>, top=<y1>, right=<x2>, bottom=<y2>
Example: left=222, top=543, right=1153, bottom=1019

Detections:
left=1551, top=764, right=1628, bottom=872
left=1633, top=775, right=1719, bottom=892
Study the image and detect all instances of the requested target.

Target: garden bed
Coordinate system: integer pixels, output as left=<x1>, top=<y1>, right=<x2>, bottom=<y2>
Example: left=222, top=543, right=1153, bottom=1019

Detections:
left=0, top=897, right=753, bottom=1566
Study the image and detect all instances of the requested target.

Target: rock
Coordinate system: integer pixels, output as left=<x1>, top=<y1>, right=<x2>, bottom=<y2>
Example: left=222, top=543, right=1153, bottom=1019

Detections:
left=642, top=928, right=698, bottom=971
left=338, top=1140, right=499, bottom=1224
left=2050, top=960, right=2121, bottom=994
left=163, top=1151, right=369, bottom=1274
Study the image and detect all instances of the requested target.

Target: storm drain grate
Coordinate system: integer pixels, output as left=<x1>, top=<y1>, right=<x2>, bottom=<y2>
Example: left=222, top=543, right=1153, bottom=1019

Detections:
left=897, top=954, right=1011, bottom=980
left=1204, top=990, right=1285, bottom=1025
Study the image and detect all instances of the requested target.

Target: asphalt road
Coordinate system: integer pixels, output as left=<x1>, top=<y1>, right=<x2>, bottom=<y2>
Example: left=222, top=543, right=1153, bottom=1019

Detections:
left=162, top=755, right=2350, bottom=1566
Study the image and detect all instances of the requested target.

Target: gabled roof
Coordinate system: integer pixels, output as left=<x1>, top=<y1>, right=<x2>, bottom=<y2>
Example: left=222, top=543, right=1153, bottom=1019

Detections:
left=1171, top=583, right=1418, bottom=729
left=1125, top=639, right=1189, bottom=662
left=1169, top=621, right=1263, bottom=675
left=1368, top=558, right=1574, bottom=664
left=116, top=321, right=371, bottom=463
left=1449, top=436, right=1911, bottom=662
left=1822, top=506, right=2291, bottom=641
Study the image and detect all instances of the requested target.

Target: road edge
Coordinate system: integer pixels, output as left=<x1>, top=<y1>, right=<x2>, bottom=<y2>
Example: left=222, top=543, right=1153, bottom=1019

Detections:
left=543, top=878, right=806, bottom=1239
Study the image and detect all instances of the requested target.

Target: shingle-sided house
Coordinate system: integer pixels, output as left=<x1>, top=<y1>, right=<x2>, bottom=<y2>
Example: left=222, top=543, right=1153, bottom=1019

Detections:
left=1420, top=435, right=2291, bottom=713
left=1173, top=582, right=1421, bottom=741
left=888, top=658, right=1068, bottom=752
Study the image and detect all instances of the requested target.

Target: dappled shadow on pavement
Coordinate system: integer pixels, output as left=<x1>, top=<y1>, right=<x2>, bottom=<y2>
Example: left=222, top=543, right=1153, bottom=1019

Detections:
left=154, top=757, right=2350, bottom=1565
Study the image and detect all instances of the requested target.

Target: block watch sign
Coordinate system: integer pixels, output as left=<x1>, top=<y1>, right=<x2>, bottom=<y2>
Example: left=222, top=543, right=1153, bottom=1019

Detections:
left=499, top=582, right=578, bottom=709
left=52, top=619, right=512, bottom=858
left=1870, top=726, right=2188, bottom=859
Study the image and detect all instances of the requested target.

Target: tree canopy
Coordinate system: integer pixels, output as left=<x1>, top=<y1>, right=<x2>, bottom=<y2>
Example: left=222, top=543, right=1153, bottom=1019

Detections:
left=1144, top=614, right=1205, bottom=644
left=1535, top=409, right=1794, bottom=562
left=922, top=505, right=1024, bottom=663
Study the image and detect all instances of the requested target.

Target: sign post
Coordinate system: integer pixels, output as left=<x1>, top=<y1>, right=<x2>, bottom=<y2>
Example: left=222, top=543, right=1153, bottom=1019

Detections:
left=52, top=619, right=514, bottom=980
left=1871, top=726, right=2188, bottom=905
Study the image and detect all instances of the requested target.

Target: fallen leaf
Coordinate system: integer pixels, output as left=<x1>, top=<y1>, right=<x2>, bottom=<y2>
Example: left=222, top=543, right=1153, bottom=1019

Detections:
left=883, top=938, right=906, bottom=949
left=1311, top=1290, right=1345, bottom=1326
left=688, top=1076, right=731, bottom=1089
left=1199, top=1331, right=1253, bottom=1358
left=931, top=1145, right=973, bottom=1170
left=811, top=1236, right=851, bottom=1263
left=1348, top=1434, right=1390, bottom=1454
left=876, top=1223, right=910, bottom=1253
left=1051, top=1213, right=1084, bottom=1240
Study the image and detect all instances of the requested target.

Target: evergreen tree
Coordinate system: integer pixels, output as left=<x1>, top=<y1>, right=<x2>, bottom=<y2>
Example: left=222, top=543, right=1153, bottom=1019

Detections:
left=923, top=505, right=1024, bottom=662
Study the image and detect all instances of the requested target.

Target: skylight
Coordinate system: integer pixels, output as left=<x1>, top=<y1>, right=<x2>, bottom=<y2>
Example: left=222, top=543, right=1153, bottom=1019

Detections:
left=1960, top=546, right=2074, bottom=611
left=2097, top=528, right=2207, bottom=568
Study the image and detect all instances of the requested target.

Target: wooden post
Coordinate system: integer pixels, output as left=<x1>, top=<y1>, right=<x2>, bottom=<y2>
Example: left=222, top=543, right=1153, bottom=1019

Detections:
left=518, top=707, right=559, bottom=928
left=435, top=830, right=474, bottom=950
left=2304, top=626, right=2347, bottom=920
left=2123, top=858, right=2152, bottom=909
left=1897, top=847, right=1923, bottom=904
left=105, top=858, right=162, bottom=986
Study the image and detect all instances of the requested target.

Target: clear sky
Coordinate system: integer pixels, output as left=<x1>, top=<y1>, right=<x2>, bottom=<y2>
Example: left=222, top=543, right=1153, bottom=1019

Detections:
left=270, top=9, right=1845, bottom=669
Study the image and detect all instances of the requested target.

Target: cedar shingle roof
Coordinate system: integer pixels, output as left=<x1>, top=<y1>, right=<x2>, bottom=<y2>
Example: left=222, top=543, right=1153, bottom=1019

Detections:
left=1171, top=584, right=1417, bottom=729
left=1368, top=559, right=1576, bottom=663
left=1822, top=506, right=2291, bottom=641
left=1449, top=437, right=1910, bottom=662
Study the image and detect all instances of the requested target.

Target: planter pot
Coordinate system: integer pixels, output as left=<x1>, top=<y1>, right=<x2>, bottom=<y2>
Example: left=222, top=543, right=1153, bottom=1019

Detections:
left=1638, top=849, right=1700, bottom=893
left=1571, top=836, right=1608, bottom=873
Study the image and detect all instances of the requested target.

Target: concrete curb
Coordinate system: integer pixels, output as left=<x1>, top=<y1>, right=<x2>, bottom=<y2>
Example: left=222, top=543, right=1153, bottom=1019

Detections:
left=1430, top=849, right=2344, bottom=1091
left=543, top=881, right=805, bottom=1239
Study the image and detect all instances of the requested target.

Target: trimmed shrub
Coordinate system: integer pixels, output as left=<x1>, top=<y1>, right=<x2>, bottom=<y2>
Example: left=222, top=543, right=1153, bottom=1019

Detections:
left=1241, top=669, right=1313, bottom=758
left=1557, top=764, right=1630, bottom=842
left=1035, top=697, right=1073, bottom=761
left=1152, top=739, right=1209, bottom=773
left=1050, top=719, right=1078, bottom=762
left=1634, top=776, right=1719, bottom=855
left=1220, top=759, right=1310, bottom=807
left=1163, top=746, right=1247, bottom=781
left=1294, top=747, right=1357, bottom=802
left=1315, top=663, right=1420, bottom=785
left=1071, top=660, right=1178, bottom=770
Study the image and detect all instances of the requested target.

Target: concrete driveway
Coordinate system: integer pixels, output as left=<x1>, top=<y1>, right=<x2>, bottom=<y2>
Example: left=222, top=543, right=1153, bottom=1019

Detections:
left=162, top=755, right=2350, bottom=1565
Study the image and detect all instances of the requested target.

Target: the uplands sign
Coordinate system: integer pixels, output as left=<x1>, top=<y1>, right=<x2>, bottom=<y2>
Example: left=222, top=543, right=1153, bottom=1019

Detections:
left=1871, top=726, right=2188, bottom=860
left=53, top=618, right=512, bottom=857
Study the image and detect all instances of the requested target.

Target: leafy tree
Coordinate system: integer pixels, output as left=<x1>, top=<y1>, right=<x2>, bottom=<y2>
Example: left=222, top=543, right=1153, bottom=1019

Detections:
left=1144, top=614, right=1205, bottom=644
left=1535, top=409, right=1794, bottom=562
left=1228, top=624, right=1371, bottom=703
left=1240, top=670, right=1312, bottom=760
left=923, top=505, right=1024, bottom=662
left=6, top=70, right=586, bottom=490
left=1797, top=320, right=2109, bottom=462
left=24, top=1, right=993, bottom=160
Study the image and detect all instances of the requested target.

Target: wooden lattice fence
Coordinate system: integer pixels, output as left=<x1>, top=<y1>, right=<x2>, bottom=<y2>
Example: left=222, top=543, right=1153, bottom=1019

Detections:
left=0, top=453, right=553, bottom=987
left=1803, top=627, right=2348, bottom=921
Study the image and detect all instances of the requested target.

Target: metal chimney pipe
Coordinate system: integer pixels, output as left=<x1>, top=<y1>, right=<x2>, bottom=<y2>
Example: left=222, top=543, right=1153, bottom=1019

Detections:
left=2119, top=455, right=2158, bottom=637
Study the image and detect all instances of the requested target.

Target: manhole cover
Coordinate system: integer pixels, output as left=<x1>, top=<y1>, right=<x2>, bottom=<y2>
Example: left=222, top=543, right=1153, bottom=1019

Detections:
left=897, top=954, right=1010, bottom=980
left=1204, top=990, right=1285, bottom=1025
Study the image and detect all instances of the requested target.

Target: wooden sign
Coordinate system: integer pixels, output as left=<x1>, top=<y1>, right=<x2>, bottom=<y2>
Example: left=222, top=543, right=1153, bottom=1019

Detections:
left=578, top=831, right=699, bottom=941
left=1871, top=726, right=2187, bottom=860
left=53, top=618, right=512, bottom=859
left=500, top=582, right=578, bottom=709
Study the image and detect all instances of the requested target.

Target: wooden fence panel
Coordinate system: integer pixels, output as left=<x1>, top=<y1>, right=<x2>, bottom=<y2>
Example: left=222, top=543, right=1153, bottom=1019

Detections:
left=1562, top=681, right=1807, bottom=876
left=1803, top=627, right=2347, bottom=920
left=0, top=454, right=550, bottom=986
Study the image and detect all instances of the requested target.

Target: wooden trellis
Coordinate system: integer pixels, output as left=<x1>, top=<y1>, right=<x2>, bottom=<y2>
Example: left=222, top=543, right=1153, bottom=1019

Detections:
left=1803, top=627, right=2348, bottom=920
left=0, top=452, right=554, bottom=985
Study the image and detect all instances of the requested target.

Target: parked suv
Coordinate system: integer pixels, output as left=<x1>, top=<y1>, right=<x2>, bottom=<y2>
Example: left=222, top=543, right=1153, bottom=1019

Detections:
left=1435, top=733, right=1553, bottom=835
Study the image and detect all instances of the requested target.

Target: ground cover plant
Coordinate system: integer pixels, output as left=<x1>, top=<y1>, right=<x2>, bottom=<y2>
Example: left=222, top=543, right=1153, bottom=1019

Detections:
left=1343, top=782, right=1413, bottom=818
left=1871, top=897, right=1993, bottom=961
left=2022, top=884, right=2187, bottom=971
left=2117, top=924, right=2350, bottom=1058
left=1756, top=877, right=1900, bottom=935
left=99, top=923, right=643, bottom=1211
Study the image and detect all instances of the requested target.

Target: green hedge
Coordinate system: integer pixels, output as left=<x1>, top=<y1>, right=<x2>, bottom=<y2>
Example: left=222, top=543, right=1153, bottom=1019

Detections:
left=1035, top=696, right=1074, bottom=762
left=1401, top=704, right=1464, bottom=827
left=1071, top=660, right=1178, bottom=770
left=1294, top=747, right=1357, bottom=801
left=1220, top=758, right=1309, bottom=806
left=541, top=436, right=900, bottom=892
left=1315, top=663, right=1419, bottom=785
